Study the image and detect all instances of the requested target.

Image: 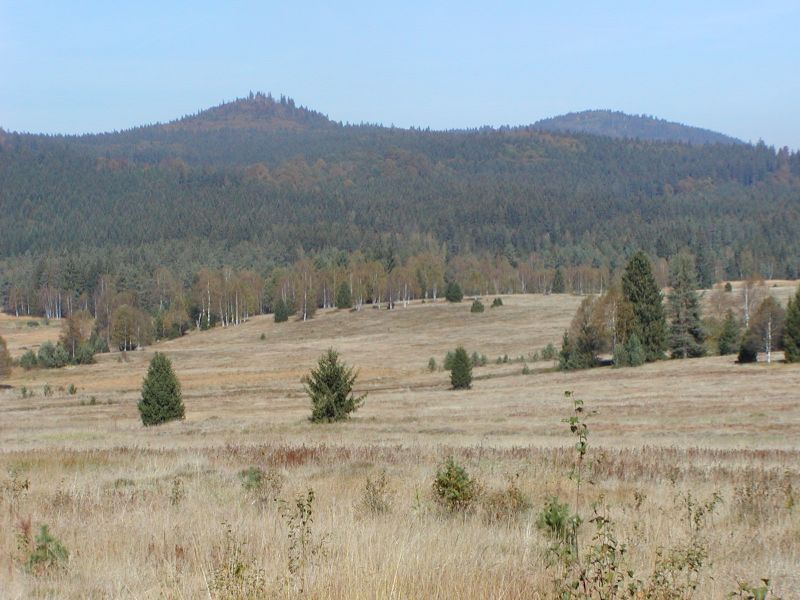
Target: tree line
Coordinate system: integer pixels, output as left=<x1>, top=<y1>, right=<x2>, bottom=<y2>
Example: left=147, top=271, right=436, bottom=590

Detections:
left=559, top=251, right=800, bottom=369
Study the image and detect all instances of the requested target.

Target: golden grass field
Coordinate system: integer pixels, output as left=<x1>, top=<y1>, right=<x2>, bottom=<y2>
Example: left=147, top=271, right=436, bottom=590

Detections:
left=1, top=285, right=799, bottom=599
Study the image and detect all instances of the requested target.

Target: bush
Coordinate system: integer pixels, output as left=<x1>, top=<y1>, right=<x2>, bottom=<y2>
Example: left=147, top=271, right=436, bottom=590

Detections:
left=19, top=350, right=38, bottom=370
left=738, top=334, right=759, bottom=363
left=273, top=297, right=291, bottom=323
left=491, top=297, right=503, bottom=308
left=238, top=466, right=265, bottom=492
left=0, top=336, right=11, bottom=379
left=356, top=470, right=393, bottom=516
left=724, top=282, right=733, bottom=292
left=444, top=281, right=463, bottom=303
left=67, top=383, right=77, bottom=395
left=37, top=342, right=69, bottom=368
left=335, top=281, right=353, bottom=309
left=541, top=343, right=557, bottom=361
left=536, top=496, right=577, bottom=544
left=74, top=342, right=96, bottom=365
left=450, top=346, right=472, bottom=389
left=614, top=333, right=646, bottom=368
left=138, top=352, right=185, bottom=426
left=482, top=475, right=531, bottom=523
left=433, top=457, right=478, bottom=513
left=304, top=349, right=366, bottom=422
left=718, top=310, right=741, bottom=356
left=26, top=524, right=69, bottom=574
left=470, top=299, right=484, bottom=313
left=427, top=357, right=437, bottom=372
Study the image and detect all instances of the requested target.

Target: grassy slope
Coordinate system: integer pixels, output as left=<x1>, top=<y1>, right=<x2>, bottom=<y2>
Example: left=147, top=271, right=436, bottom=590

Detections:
left=0, top=288, right=798, bottom=598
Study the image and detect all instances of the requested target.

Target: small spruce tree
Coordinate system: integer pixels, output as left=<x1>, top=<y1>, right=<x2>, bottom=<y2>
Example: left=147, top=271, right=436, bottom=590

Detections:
left=304, top=349, right=366, bottom=422
left=624, top=333, right=645, bottom=366
left=445, top=281, right=463, bottom=303
left=335, top=281, right=353, bottom=309
left=470, top=299, right=484, bottom=313
left=450, top=346, right=472, bottom=389
left=783, top=286, right=800, bottom=363
left=273, top=297, right=291, bottom=323
left=717, top=310, right=741, bottom=356
left=0, top=336, right=11, bottom=380
left=551, top=268, right=566, bottom=294
left=737, top=334, right=759, bottom=364
left=138, top=352, right=185, bottom=426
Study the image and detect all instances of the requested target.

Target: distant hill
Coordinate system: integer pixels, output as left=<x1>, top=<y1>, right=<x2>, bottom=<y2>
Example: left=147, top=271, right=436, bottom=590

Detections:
left=534, top=110, right=743, bottom=145
left=162, top=92, right=335, bottom=133
left=1, top=93, right=799, bottom=291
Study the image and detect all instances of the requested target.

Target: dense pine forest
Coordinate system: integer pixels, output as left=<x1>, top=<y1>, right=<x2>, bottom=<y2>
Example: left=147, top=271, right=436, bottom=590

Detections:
left=1, top=92, right=799, bottom=330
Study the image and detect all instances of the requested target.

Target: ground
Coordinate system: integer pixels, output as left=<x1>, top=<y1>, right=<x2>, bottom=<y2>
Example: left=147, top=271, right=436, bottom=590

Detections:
left=0, top=286, right=798, bottom=599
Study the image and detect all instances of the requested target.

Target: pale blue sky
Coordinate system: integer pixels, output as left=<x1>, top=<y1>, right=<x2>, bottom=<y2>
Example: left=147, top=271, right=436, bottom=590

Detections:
left=1, top=1, right=798, bottom=147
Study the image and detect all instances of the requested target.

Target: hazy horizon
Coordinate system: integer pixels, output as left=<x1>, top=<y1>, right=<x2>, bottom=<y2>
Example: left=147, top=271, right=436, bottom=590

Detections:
left=1, top=1, right=798, bottom=148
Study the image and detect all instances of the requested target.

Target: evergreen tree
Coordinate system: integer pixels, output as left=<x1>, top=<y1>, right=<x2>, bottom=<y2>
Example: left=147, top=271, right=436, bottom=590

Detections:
left=783, top=286, right=800, bottom=363
left=667, top=254, right=707, bottom=358
left=551, top=268, right=566, bottom=293
left=613, top=333, right=645, bottom=368
left=304, top=349, right=366, bottom=422
left=717, top=310, right=741, bottom=356
left=737, top=334, right=759, bottom=363
left=138, top=352, right=185, bottom=426
left=0, top=336, right=11, bottom=380
left=622, top=251, right=667, bottom=362
left=445, top=281, right=463, bottom=303
left=273, top=297, right=291, bottom=323
left=470, top=299, right=484, bottom=313
left=450, top=346, right=472, bottom=389
left=335, top=281, right=352, bottom=309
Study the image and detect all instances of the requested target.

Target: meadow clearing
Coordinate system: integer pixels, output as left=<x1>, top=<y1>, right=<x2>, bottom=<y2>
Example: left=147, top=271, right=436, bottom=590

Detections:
left=0, top=285, right=798, bottom=599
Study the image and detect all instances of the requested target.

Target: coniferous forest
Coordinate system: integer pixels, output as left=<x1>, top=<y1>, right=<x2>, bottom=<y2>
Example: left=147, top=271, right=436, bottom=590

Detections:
left=1, top=93, right=799, bottom=331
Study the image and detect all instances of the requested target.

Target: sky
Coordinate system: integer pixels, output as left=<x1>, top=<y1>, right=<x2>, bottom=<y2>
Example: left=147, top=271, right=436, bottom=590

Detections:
left=1, top=1, right=798, bottom=148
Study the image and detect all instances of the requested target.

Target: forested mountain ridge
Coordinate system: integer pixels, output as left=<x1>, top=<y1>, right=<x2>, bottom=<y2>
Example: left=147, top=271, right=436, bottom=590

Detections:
left=1, top=94, right=800, bottom=320
left=534, top=110, right=744, bottom=145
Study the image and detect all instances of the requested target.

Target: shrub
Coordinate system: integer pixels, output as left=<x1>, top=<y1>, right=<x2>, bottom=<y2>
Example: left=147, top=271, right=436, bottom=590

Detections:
left=43, top=384, right=52, bottom=397
left=335, top=281, right=353, bottom=309
left=470, top=299, right=484, bottom=313
left=0, top=336, right=11, bottom=379
left=491, top=297, right=503, bottom=308
left=19, top=350, right=38, bottom=370
left=26, top=320, right=40, bottom=328
left=522, top=364, right=531, bottom=375
left=27, top=524, right=69, bottom=574
left=138, top=352, right=185, bottom=426
left=541, top=343, right=557, bottom=361
left=536, top=496, right=576, bottom=545
left=210, top=523, right=267, bottom=599
left=718, top=310, right=741, bottom=356
left=67, top=383, right=77, bottom=395
left=37, top=342, right=69, bottom=368
left=738, top=334, right=759, bottom=363
left=724, top=282, right=733, bottom=292
left=444, top=281, right=463, bottom=303
left=238, top=466, right=265, bottom=491
left=304, top=349, right=366, bottom=423
left=74, top=342, right=96, bottom=365
left=259, top=332, right=266, bottom=341
left=482, top=475, right=531, bottom=523
left=614, top=333, right=645, bottom=368
left=427, top=357, right=437, bottom=372
left=273, top=297, right=291, bottom=323
left=443, top=351, right=456, bottom=370
left=356, top=470, right=393, bottom=516
left=450, top=346, right=472, bottom=389
left=433, top=457, right=478, bottom=512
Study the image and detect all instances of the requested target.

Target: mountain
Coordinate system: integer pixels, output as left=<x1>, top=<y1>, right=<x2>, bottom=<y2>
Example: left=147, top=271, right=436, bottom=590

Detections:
left=0, top=94, right=799, bottom=293
left=534, top=110, right=743, bottom=145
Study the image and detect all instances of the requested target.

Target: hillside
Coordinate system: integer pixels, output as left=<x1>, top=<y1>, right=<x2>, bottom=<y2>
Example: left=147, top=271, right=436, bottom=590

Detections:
left=1, top=95, right=799, bottom=309
left=534, top=109, right=744, bottom=145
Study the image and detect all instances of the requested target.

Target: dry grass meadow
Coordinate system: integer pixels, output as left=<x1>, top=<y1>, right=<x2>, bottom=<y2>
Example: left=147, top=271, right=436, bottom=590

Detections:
left=1, top=286, right=799, bottom=599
